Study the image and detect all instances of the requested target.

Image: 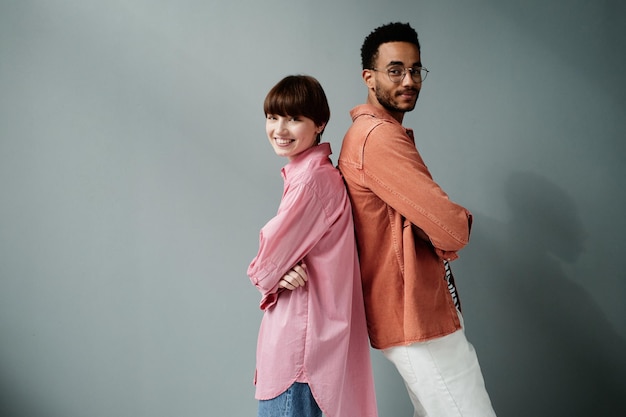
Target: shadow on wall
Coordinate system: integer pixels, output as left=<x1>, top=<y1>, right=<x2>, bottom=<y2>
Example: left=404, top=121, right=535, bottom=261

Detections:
left=462, top=171, right=626, bottom=417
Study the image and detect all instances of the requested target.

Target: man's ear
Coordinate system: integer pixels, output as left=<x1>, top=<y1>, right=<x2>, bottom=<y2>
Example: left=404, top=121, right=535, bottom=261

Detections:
left=362, top=69, right=374, bottom=88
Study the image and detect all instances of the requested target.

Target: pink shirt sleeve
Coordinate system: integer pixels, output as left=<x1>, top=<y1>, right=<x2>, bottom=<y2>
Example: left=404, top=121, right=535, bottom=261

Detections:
left=248, top=182, right=330, bottom=310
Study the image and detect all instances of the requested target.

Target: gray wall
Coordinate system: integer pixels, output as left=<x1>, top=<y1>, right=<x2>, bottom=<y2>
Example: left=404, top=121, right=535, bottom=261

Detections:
left=1, top=1, right=624, bottom=416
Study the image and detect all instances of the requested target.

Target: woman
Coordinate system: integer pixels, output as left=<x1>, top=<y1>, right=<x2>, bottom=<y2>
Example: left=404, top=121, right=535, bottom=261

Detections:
left=248, top=75, right=378, bottom=417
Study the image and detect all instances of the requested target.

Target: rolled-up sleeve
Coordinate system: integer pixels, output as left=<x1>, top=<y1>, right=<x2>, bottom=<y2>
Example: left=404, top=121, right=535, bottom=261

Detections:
left=248, top=183, right=329, bottom=309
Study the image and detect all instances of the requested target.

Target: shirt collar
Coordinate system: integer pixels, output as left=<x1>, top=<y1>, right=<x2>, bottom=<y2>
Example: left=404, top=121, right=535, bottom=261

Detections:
left=281, top=142, right=332, bottom=179
left=350, top=104, right=414, bottom=138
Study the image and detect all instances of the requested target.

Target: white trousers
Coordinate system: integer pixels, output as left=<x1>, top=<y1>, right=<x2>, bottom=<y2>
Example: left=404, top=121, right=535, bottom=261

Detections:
left=382, top=314, right=496, bottom=417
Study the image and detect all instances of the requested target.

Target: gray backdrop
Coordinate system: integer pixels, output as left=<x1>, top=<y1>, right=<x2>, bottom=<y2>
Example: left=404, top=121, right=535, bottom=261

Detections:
left=1, top=0, right=625, bottom=416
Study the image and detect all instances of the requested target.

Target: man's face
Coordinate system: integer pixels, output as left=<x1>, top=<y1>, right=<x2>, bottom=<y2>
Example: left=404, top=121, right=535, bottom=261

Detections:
left=365, top=41, right=422, bottom=121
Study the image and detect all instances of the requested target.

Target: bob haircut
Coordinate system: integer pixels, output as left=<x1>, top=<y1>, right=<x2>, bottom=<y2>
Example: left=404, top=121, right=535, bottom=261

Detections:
left=263, top=75, right=330, bottom=142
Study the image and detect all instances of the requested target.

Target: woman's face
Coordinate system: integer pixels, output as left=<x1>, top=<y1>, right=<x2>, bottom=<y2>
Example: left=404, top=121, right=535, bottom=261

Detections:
left=265, top=114, right=324, bottom=160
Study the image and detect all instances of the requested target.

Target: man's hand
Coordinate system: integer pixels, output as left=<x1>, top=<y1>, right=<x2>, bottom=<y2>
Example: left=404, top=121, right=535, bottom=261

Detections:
left=279, top=263, right=308, bottom=290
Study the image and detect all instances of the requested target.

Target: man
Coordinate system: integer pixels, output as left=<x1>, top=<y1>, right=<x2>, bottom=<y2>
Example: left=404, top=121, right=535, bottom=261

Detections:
left=338, top=22, right=496, bottom=417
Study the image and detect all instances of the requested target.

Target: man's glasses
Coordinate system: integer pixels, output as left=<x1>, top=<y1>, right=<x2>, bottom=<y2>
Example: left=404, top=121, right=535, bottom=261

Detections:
left=370, top=66, right=429, bottom=84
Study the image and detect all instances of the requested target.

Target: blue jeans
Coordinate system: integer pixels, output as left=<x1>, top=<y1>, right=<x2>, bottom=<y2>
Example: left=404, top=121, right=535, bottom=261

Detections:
left=258, top=383, right=322, bottom=417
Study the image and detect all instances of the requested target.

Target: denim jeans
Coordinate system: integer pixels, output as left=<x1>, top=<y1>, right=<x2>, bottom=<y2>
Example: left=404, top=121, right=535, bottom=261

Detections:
left=258, top=382, right=322, bottom=417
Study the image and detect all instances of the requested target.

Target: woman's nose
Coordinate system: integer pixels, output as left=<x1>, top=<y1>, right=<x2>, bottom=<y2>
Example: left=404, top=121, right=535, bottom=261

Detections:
left=276, top=119, right=288, bottom=133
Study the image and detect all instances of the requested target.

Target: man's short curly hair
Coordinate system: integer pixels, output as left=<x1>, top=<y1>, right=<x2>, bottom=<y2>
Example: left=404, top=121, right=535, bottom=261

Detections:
left=360, top=22, right=420, bottom=70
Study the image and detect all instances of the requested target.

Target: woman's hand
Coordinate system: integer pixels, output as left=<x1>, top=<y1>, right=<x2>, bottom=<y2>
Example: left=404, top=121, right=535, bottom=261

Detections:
left=279, top=263, right=308, bottom=290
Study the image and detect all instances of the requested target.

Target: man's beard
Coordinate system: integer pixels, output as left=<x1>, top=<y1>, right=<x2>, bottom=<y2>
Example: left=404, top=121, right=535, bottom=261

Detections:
left=375, top=85, right=419, bottom=114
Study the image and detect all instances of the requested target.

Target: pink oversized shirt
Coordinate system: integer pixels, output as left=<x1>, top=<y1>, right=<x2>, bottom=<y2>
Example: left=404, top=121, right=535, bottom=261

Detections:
left=248, top=143, right=378, bottom=417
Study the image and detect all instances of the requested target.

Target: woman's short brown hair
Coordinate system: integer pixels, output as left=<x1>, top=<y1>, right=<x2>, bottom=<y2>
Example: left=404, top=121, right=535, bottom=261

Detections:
left=264, top=75, right=330, bottom=142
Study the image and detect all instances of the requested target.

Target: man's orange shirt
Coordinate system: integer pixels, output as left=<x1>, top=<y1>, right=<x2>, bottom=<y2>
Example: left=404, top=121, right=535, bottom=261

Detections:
left=338, top=104, right=472, bottom=349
